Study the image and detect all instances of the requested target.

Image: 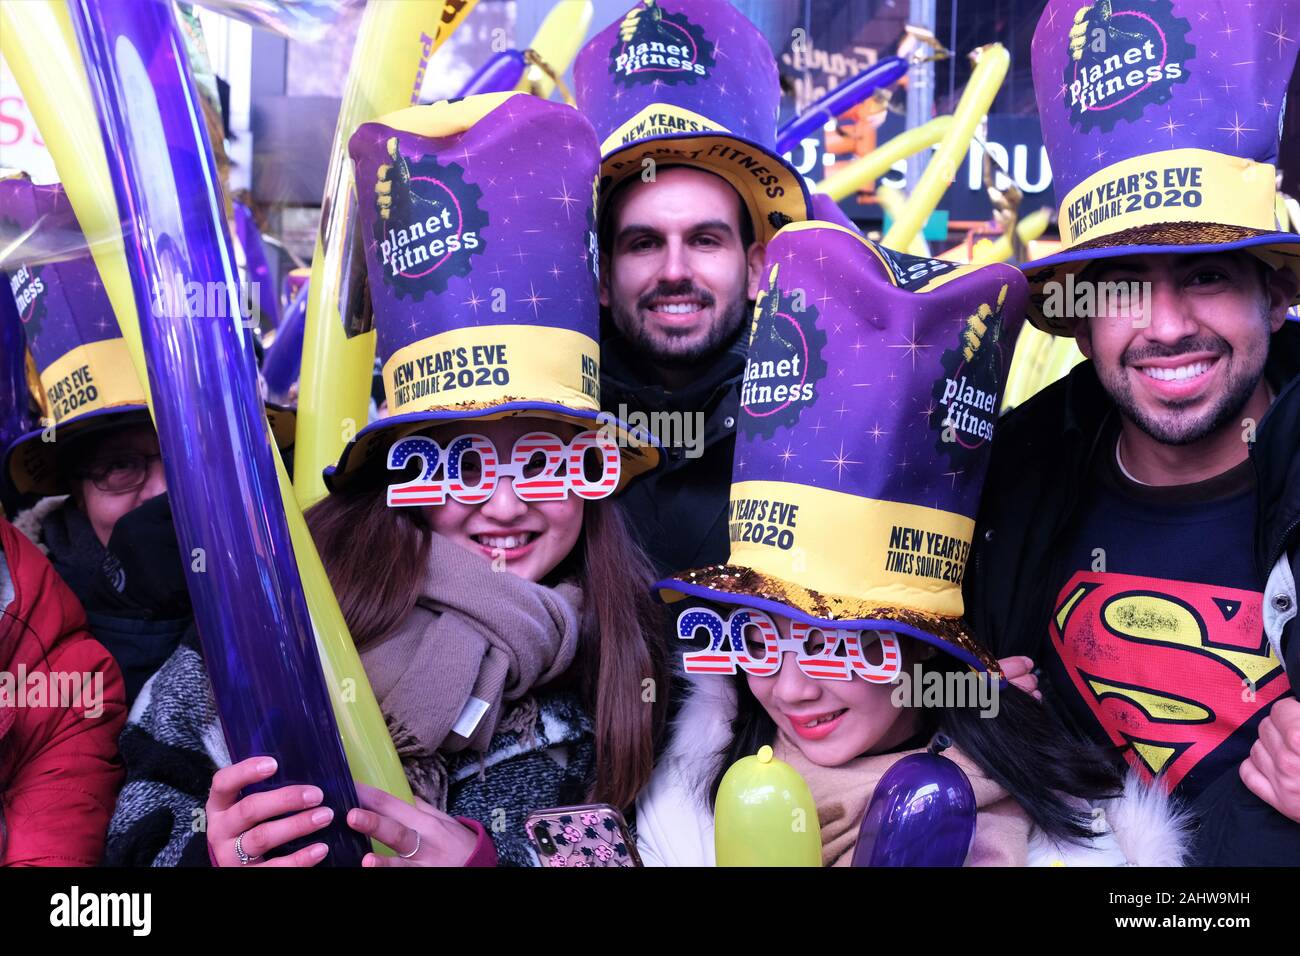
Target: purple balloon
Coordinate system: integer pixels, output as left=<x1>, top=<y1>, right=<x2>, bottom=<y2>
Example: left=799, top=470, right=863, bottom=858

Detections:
left=776, top=57, right=909, bottom=155
left=262, top=282, right=308, bottom=401
left=0, top=277, right=32, bottom=502
left=852, top=735, right=977, bottom=867
left=69, top=0, right=366, bottom=865
left=456, top=49, right=528, bottom=98
left=235, top=200, right=279, bottom=330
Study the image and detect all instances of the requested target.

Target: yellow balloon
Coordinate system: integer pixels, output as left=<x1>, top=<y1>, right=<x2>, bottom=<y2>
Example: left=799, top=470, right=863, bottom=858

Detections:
left=294, top=0, right=480, bottom=510
left=971, top=232, right=1013, bottom=264
left=270, top=433, right=413, bottom=810
left=715, top=745, right=822, bottom=867
left=1016, top=206, right=1052, bottom=245
left=882, top=43, right=1010, bottom=253
left=516, top=0, right=593, bottom=100
left=875, top=184, right=929, bottom=257
left=817, top=115, right=953, bottom=202
left=1001, top=321, right=1086, bottom=411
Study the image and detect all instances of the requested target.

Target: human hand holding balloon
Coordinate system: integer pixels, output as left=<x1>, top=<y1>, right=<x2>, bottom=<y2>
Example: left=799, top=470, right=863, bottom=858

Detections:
left=348, top=783, right=479, bottom=867
left=206, top=757, right=333, bottom=867
left=207, top=761, right=479, bottom=867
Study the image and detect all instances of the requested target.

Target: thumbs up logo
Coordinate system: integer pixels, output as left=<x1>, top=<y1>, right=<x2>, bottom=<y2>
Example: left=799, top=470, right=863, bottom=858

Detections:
left=931, top=284, right=1007, bottom=459
left=609, top=0, right=715, bottom=86
left=1060, top=0, right=1194, bottom=133
left=370, top=134, right=488, bottom=301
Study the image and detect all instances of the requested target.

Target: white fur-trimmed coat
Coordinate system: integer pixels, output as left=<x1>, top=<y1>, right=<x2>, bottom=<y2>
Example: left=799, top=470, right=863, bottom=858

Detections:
left=637, top=675, right=1192, bottom=867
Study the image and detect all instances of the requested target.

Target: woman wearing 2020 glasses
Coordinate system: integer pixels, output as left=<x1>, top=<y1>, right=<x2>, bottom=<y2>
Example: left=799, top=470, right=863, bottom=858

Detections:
left=104, top=93, right=669, bottom=868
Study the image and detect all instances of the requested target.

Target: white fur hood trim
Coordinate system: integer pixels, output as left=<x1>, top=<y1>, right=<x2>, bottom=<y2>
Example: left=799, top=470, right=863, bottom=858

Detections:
left=1100, top=770, right=1194, bottom=866
left=636, top=674, right=736, bottom=867
left=663, top=672, right=736, bottom=797
left=11, top=495, right=70, bottom=554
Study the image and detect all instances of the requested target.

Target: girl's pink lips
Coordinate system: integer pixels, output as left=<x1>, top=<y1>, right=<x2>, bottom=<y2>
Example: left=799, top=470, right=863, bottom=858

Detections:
left=469, top=530, right=542, bottom=562
left=785, top=708, right=847, bottom=741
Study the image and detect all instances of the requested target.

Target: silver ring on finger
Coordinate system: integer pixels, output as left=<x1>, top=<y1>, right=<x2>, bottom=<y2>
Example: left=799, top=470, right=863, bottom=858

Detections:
left=398, top=830, right=421, bottom=859
left=234, top=830, right=259, bottom=865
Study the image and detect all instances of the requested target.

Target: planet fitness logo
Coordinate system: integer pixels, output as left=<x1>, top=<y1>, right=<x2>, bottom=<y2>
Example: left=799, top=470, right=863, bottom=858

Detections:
left=930, top=284, right=1008, bottom=463
left=373, top=143, right=488, bottom=301
left=5, top=225, right=47, bottom=344
left=609, top=0, right=715, bottom=88
left=1062, top=0, right=1194, bottom=133
left=740, top=267, right=828, bottom=439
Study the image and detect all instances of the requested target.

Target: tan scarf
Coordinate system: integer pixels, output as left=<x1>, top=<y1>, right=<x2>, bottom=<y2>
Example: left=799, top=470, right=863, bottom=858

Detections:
left=359, top=532, right=584, bottom=808
left=773, top=734, right=1033, bottom=867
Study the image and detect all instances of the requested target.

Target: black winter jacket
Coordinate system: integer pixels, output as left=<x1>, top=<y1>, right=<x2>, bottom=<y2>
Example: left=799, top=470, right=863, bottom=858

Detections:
left=600, top=325, right=746, bottom=577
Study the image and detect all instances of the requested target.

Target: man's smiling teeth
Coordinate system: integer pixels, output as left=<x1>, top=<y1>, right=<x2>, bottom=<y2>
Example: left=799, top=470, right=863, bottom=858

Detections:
left=473, top=532, right=538, bottom=550
left=1139, top=360, right=1213, bottom=381
left=653, top=302, right=704, bottom=314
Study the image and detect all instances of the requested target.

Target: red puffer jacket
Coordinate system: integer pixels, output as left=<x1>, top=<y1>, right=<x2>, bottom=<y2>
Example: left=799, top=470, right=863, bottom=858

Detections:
left=0, top=515, right=126, bottom=866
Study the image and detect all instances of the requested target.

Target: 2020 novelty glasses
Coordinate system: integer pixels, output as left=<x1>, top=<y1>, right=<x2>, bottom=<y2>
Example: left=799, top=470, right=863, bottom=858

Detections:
left=678, top=606, right=902, bottom=682
left=385, top=430, right=621, bottom=506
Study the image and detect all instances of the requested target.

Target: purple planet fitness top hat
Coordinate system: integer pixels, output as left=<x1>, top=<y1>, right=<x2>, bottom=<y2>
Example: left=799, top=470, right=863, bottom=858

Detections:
left=325, top=91, right=659, bottom=493
left=657, top=220, right=1030, bottom=675
left=1023, top=0, right=1300, bottom=333
left=2, top=174, right=149, bottom=495
left=574, top=0, right=812, bottom=243
left=1, top=174, right=293, bottom=496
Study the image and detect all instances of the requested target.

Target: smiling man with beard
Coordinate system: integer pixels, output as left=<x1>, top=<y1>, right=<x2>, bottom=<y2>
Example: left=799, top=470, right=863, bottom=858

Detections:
left=574, top=0, right=811, bottom=574
left=601, top=167, right=761, bottom=380
left=595, top=166, right=764, bottom=574
left=966, top=0, right=1300, bottom=866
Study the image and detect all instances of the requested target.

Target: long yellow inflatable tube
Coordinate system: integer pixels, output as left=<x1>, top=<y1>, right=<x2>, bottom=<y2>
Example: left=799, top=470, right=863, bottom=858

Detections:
left=816, top=115, right=953, bottom=202
left=294, top=0, right=479, bottom=511
left=882, top=43, right=1009, bottom=253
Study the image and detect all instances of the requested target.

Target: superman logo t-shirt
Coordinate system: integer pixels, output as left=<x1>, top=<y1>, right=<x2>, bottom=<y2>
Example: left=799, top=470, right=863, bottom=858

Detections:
left=1045, top=439, right=1290, bottom=801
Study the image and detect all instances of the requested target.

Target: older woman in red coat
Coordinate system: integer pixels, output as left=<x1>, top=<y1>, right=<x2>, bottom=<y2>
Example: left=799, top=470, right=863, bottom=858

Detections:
left=0, top=515, right=126, bottom=866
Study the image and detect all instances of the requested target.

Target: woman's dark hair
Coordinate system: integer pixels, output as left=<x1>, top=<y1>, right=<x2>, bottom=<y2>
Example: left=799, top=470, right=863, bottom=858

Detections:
left=711, top=638, right=1123, bottom=844
left=305, top=485, right=667, bottom=811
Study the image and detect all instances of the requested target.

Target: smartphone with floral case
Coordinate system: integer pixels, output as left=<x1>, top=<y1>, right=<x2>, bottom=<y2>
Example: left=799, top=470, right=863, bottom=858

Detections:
left=525, top=803, right=643, bottom=868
